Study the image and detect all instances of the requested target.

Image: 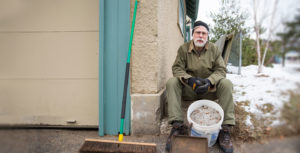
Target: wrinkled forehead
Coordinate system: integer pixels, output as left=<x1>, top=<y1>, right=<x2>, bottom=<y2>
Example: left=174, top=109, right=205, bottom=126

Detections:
left=194, top=26, right=208, bottom=33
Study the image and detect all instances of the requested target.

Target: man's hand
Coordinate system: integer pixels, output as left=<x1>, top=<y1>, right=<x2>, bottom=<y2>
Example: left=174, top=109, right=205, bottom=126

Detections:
left=187, top=77, right=203, bottom=90
left=194, top=78, right=212, bottom=95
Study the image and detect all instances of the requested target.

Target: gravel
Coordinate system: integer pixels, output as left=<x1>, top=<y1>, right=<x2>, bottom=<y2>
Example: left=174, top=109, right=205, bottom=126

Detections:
left=190, top=105, right=221, bottom=126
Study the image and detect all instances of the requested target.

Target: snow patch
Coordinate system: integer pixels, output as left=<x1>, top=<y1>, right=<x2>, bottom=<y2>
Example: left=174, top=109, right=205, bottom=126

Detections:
left=227, top=63, right=300, bottom=127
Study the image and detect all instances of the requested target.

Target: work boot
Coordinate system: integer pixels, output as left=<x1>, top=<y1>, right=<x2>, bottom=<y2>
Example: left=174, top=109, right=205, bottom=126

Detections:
left=218, top=125, right=234, bottom=153
left=165, top=121, right=188, bottom=152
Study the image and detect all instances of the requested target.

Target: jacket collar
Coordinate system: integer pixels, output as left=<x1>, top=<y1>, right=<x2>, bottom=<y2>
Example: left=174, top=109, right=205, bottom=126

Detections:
left=188, top=40, right=209, bottom=53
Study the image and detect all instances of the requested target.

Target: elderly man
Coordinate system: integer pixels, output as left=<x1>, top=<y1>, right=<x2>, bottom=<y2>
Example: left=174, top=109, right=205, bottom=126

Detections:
left=165, top=21, right=235, bottom=153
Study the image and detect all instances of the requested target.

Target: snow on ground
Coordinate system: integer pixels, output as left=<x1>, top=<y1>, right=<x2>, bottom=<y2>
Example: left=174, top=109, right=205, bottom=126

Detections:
left=227, top=62, right=300, bottom=127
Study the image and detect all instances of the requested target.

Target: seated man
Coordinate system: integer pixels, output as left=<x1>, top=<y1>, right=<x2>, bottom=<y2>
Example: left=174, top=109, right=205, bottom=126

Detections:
left=165, top=20, right=235, bottom=153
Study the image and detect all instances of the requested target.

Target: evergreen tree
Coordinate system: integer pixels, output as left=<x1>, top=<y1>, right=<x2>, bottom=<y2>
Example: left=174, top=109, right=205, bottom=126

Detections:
left=210, top=0, right=249, bottom=42
left=210, top=0, right=258, bottom=66
left=277, top=9, right=300, bottom=66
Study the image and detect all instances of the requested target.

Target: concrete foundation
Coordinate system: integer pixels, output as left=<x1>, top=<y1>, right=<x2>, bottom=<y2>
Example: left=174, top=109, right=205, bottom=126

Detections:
left=131, top=89, right=166, bottom=135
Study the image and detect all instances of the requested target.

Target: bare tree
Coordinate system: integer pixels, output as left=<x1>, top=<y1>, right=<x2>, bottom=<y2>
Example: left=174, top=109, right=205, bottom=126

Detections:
left=252, top=0, right=279, bottom=73
left=261, top=0, right=279, bottom=69
left=252, top=0, right=262, bottom=73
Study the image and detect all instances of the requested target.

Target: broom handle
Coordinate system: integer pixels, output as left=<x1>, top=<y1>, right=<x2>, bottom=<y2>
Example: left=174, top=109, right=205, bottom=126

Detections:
left=119, top=0, right=139, bottom=142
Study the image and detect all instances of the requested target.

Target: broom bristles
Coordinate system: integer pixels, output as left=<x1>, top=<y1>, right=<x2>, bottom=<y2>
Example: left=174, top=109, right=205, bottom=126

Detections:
left=79, top=139, right=157, bottom=153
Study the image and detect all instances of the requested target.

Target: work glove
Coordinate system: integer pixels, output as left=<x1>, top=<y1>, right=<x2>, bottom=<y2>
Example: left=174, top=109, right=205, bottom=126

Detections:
left=194, top=78, right=212, bottom=95
left=187, top=77, right=203, bottom=91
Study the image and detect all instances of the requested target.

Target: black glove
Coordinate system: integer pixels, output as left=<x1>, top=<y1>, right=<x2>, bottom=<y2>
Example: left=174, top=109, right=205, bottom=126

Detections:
left=194, top=78, right=212, bottom=95
left=187, top=77, right=203, bottom=90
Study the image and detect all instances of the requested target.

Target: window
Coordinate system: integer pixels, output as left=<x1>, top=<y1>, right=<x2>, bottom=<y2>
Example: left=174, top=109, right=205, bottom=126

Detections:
left=185, top=25, right=190, bottom=42
left=178, top=0, right=185, bottom=37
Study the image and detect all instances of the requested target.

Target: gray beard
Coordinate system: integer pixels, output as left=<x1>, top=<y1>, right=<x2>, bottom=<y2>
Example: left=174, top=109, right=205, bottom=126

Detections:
left=194, top=39, right=207, bottom=47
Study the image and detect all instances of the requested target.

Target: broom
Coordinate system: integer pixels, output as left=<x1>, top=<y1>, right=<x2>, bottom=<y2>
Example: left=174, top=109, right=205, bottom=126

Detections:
left=79, top=0, right=157, bottom=152
left=80, top=139, right=156, bottom=153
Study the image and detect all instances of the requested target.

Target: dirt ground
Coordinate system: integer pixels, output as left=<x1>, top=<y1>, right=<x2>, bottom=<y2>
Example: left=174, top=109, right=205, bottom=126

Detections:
left=0, top=128, right=299, bottom=153
left=1, top=98, right=297, bottom=153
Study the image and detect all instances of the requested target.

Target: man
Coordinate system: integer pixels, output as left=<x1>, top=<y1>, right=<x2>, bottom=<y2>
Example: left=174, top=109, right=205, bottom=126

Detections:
left=165, top=20, right=235, bottom=153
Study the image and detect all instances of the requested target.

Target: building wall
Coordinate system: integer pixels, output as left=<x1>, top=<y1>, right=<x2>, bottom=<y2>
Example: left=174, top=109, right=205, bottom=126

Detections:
left=157, top=0, right=185, bottom=92
left=130, top=0, right=159, bottom=94
left=131, top=0, right=184, bottom=94
left=0, top=0, right=99, bottom=126
left=130, top=0, right=185, bottom=135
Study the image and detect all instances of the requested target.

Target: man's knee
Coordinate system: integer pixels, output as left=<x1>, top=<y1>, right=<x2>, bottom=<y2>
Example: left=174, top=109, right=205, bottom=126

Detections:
left=217, top=78, right=233, bottom=91
left=166, top=77, right=181, bottom=89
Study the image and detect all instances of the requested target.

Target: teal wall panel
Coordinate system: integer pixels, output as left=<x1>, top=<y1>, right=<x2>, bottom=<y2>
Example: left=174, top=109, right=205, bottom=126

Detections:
left=99, top=0, right=104, bottom=136
left=99, top=0, right=131, bottom=136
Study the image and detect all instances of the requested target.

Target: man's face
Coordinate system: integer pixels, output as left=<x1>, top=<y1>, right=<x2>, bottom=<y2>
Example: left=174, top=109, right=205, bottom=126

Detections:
left=192, top=26, right=208, bottom=47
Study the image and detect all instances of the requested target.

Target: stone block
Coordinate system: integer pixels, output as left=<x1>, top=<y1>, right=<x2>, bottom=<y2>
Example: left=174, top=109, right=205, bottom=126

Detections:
left=131, top=89, right=166, bottom=135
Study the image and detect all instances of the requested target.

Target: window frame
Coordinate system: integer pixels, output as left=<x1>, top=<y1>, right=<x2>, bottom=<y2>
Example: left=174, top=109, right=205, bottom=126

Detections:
left=185, top=25, right=190, bottom=42
left=178, top=0, right=185, bottom=37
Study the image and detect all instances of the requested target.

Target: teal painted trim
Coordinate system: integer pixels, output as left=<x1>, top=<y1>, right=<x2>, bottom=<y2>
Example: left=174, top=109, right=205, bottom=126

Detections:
left=126, top=0, right=138, bottom=63
left=195, top=0, right=199, bottom=20
left=119, top=119, right=124, bottom=134
left=117, top=0, right=131, bottom=136
left=191, top=20, right=195, bottom=29
left=99, top=0, right=104, bottom=136
left=101, top=0, right=131, bottom=135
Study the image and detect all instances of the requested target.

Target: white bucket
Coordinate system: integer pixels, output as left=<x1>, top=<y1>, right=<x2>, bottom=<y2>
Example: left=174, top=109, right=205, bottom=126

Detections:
left=187, top=100, right=224, bottom=147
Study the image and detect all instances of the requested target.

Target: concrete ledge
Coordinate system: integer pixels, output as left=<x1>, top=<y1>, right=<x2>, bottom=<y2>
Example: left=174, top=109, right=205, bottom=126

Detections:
left=131, top=88, right=166, bottom=135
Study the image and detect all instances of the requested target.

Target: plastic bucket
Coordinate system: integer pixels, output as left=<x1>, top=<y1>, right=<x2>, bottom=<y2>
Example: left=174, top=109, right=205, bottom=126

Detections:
left=187, top=100, right=224, bottom=147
